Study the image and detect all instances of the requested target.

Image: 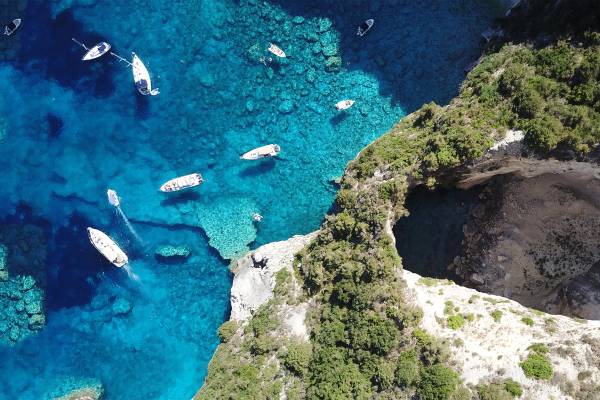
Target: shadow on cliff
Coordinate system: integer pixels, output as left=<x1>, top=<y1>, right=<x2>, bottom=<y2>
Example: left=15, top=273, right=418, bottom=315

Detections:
left=261, top=0, right=494, bottom=111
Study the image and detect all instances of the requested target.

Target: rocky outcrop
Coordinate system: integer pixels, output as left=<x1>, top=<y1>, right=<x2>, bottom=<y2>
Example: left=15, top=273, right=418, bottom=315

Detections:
left=229, top=232, right=316, bottom=322
left=404, top=269, right=600, bottom=400
left=451, top=158, right=600, bottom=319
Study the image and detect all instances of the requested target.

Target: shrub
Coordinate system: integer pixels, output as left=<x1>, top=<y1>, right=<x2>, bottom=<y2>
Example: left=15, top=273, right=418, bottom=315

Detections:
left=527, top=343, right=549, bottom=354
left=447, top=315, right=465, bottom=330
left=520, top=353, right=553, bottom=380
left=521, top=317, right=534, bottom=327
left=504, top=378, right=523, bottom=397
left=283, top=341, right=312, bottom=377
left=417, top=364, right=460, bottom=400
left=512, top=86, right=544, bottom=118
left=395, top=348, right=420, bottom=387
left=477, top=383, right=513, bottom=400
left=218, top=320, right=238, bottom=343
left=522, top=115, right=563, bottom=152
left=490, top=310, right=503, bottom=323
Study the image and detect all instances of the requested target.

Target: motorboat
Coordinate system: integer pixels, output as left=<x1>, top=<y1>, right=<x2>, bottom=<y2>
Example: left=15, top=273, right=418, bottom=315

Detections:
left=4, top=19, right=21, bottom=36
left=87, top=227, right=128, bottom=267
left=335, top=100, right=355, bottom=111
left=107, top=189, right=120, bottom=207
left=82, top=42, right=111, bottom=61
left=357, top=19, right=374, bottom=36
left=240, top=144, right=281, bottom=160
left=159, top=173, right=203, bottom=192
left=132, top=52, right=159, bottom=96
left=267, top=43, right=286, bottom=58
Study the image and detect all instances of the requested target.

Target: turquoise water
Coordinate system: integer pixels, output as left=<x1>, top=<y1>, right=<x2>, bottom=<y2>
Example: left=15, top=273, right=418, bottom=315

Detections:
left=0, top=0, right=500, bottom=398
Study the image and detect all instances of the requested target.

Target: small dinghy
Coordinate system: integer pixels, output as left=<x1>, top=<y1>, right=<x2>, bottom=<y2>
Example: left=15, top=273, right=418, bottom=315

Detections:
left=4, top=18, right=21, bottom=36
left=335, top=100, right=355, bottom=111
left=357, top=19, right=374, bottom=36
left=82, top=42, right=111, bottom=61
left=87, top=227, right=128, bottom=268
left=132, top=52, right=159, bottom=96
left=159, top=173, right=203, bottom=192
left=267, top=43, right=286, bottom=58
left=240, top=144, right=281, bottom=160
left=107, top=189, right=120, bottom=207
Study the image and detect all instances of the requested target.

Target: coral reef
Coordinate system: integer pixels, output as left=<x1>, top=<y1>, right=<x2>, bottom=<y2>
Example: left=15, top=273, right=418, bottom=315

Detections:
left=0, top=245, right=45, bottom=344
left=154, top=244, right=192, bottom=261
left=48, top=378, right=104, bottom=400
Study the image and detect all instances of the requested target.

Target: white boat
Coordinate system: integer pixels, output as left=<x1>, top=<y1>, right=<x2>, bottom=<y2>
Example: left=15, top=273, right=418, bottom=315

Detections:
left=82, top=42, right=111, bottom=61
left=159, top=173, right=203, bottom=192
left=357, top=19, right=374, bottom=36
left=335, top=100, right=355, bottom=111
left=87, top=227, right=128, bottom=268
left=132, top=52, right=159, bottom=96
left=107, top=189, right=120, bottom=207
left=240, top=144, right=281, bottom=160
left=4, top=19, right=21, bottom=36
left=267, top=43, right=286, bottom=58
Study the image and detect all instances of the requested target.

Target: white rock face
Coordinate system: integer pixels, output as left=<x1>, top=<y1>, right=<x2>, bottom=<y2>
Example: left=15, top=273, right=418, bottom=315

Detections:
left=490, top=129, right=524, bottom=154
left=403, top=270, right=600, bottom=399
left=229, top=232, right=316, bottom=322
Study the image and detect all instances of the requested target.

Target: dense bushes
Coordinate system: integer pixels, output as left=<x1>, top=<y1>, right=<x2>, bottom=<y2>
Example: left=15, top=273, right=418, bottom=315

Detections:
left=283, top=341, right=312, bottom=377
left=417, top=364, right=459, bottom=400
left=217, top=320, right=238, bottom=343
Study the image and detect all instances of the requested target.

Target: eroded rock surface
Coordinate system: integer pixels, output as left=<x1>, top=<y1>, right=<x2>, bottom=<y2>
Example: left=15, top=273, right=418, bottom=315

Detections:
left=452, top=158, right=600, bottom=318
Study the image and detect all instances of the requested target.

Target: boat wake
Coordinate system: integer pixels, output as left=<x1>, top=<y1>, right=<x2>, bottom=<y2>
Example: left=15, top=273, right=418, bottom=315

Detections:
left=116, top=206, right=145, bottom=246
left=122, top=263, right=140, bottom=281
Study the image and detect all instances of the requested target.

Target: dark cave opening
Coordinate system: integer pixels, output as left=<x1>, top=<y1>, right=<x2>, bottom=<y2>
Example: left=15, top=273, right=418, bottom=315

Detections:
left=393, top=185, right=481, bottom=282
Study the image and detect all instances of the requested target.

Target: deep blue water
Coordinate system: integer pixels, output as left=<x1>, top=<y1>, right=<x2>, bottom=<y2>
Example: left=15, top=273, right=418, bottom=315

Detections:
left=0, top=0, right=502, bottom=398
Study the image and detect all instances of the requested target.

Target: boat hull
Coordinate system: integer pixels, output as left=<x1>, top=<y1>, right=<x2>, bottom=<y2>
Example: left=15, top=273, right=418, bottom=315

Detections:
left=132, top=53, right=159, bottom=96
left=240, top=144, right=281, bottom=160
left=4, top=19, right=21, bottom=36
left=357, top=19, right=374, bottom=36
left=160, top=173, right=203, bottom=192
left=82, top=42, right=111, bottom=61
left=335, top=100, right=355, bottom=110
left=87, top=227, right=128, bottom=268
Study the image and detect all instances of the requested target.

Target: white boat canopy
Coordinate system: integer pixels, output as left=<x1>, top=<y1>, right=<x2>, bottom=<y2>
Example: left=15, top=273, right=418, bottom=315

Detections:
left=87, top=227, right=128, bottom=268
left=240, top=144, right=281, bottom=160
left=335, top=100, right=355, bottom=110
left=4, top=18, right=21, bottom=36
left=268, top=43, right=286, bottom=58
left=160, top=173, right=203, bottom=192
left=82, top=42, right=111, bottom=61
left=132, top=52, right=159, bottom=96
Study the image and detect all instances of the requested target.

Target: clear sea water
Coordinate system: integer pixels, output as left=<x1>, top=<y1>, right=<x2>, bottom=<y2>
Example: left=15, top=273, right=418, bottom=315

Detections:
left=0, top=0, right=502, bottom=398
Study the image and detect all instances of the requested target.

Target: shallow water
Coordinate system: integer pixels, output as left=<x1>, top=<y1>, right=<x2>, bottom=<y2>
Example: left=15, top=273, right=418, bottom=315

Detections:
left=0, top=0, right=501, bottom=398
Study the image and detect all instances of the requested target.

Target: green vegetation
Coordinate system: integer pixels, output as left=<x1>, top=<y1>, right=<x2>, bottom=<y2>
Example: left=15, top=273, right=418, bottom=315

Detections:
left=417, top=364, right=460, bottom=400
left=477, top=379, right=523, bottom=399
left=520, top=353, right=553, bottom=380
left=447, top=315, right=465, bottom=330
left=217, top=320, right=238, bottom=343
left=527, top=343, right=549, bottom=354
left=283, top=341, right=312, bottom=377
left=521, top=317, right=534, bottom=326
left=504, top=378, right=523, bottom=397
left=490, top=310, right=503, bottom=323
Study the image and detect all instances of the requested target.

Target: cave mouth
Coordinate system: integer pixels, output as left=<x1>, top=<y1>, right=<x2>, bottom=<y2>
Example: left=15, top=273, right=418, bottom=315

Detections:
left=393, top=185, right=481, bottom=283
left=393, top=159, right=600, bottom=320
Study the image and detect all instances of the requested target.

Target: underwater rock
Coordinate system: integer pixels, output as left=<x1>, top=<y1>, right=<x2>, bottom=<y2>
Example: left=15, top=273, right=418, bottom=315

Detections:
left=8, top=325, right=20, bottom=342
left=51, top=378, right=104, bottom=400
left=316, top=18, right=332, bottom=33
left=0, top=245, right=7, bottom=281
left=20, top=275, right=36, bottom=291
left=278, top=99, right=294, bottom=114
left=154, top=244, right=191, bottom=261
left=325, top=56, right=342, bottom=72
left=28, top=313, right=45, bottom=330
left=112, top=298, right=132, bottom=316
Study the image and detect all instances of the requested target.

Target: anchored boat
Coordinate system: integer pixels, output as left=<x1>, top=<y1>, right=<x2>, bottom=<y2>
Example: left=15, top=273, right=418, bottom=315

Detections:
left=357, top=19, right=374, bottom=36
left=267, top=43, right=286, bottom=58
left=159, top=173, right=203, bottom=192
left=132, top=52, right=159, bottom=96
left=240, top=144, right=281, bottom=160
left=107, top=189, right=120, bottom=207
left=87, top=227, right=128, bottom=267
left=3, top=18, right=21, bottom=36
left=82, top=42, right=111, bottom=61
left=335, top=100, right=355, bottom=111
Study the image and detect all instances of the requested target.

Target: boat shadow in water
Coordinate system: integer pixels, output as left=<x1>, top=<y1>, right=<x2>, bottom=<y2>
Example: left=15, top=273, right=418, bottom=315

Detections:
left=330, top=112, right=349, bottom=126
left=239, top=158, right=277, bottom=178
left=160, top=191, right=201, bottom=207
left=13, top=3, right=118, bottom=98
